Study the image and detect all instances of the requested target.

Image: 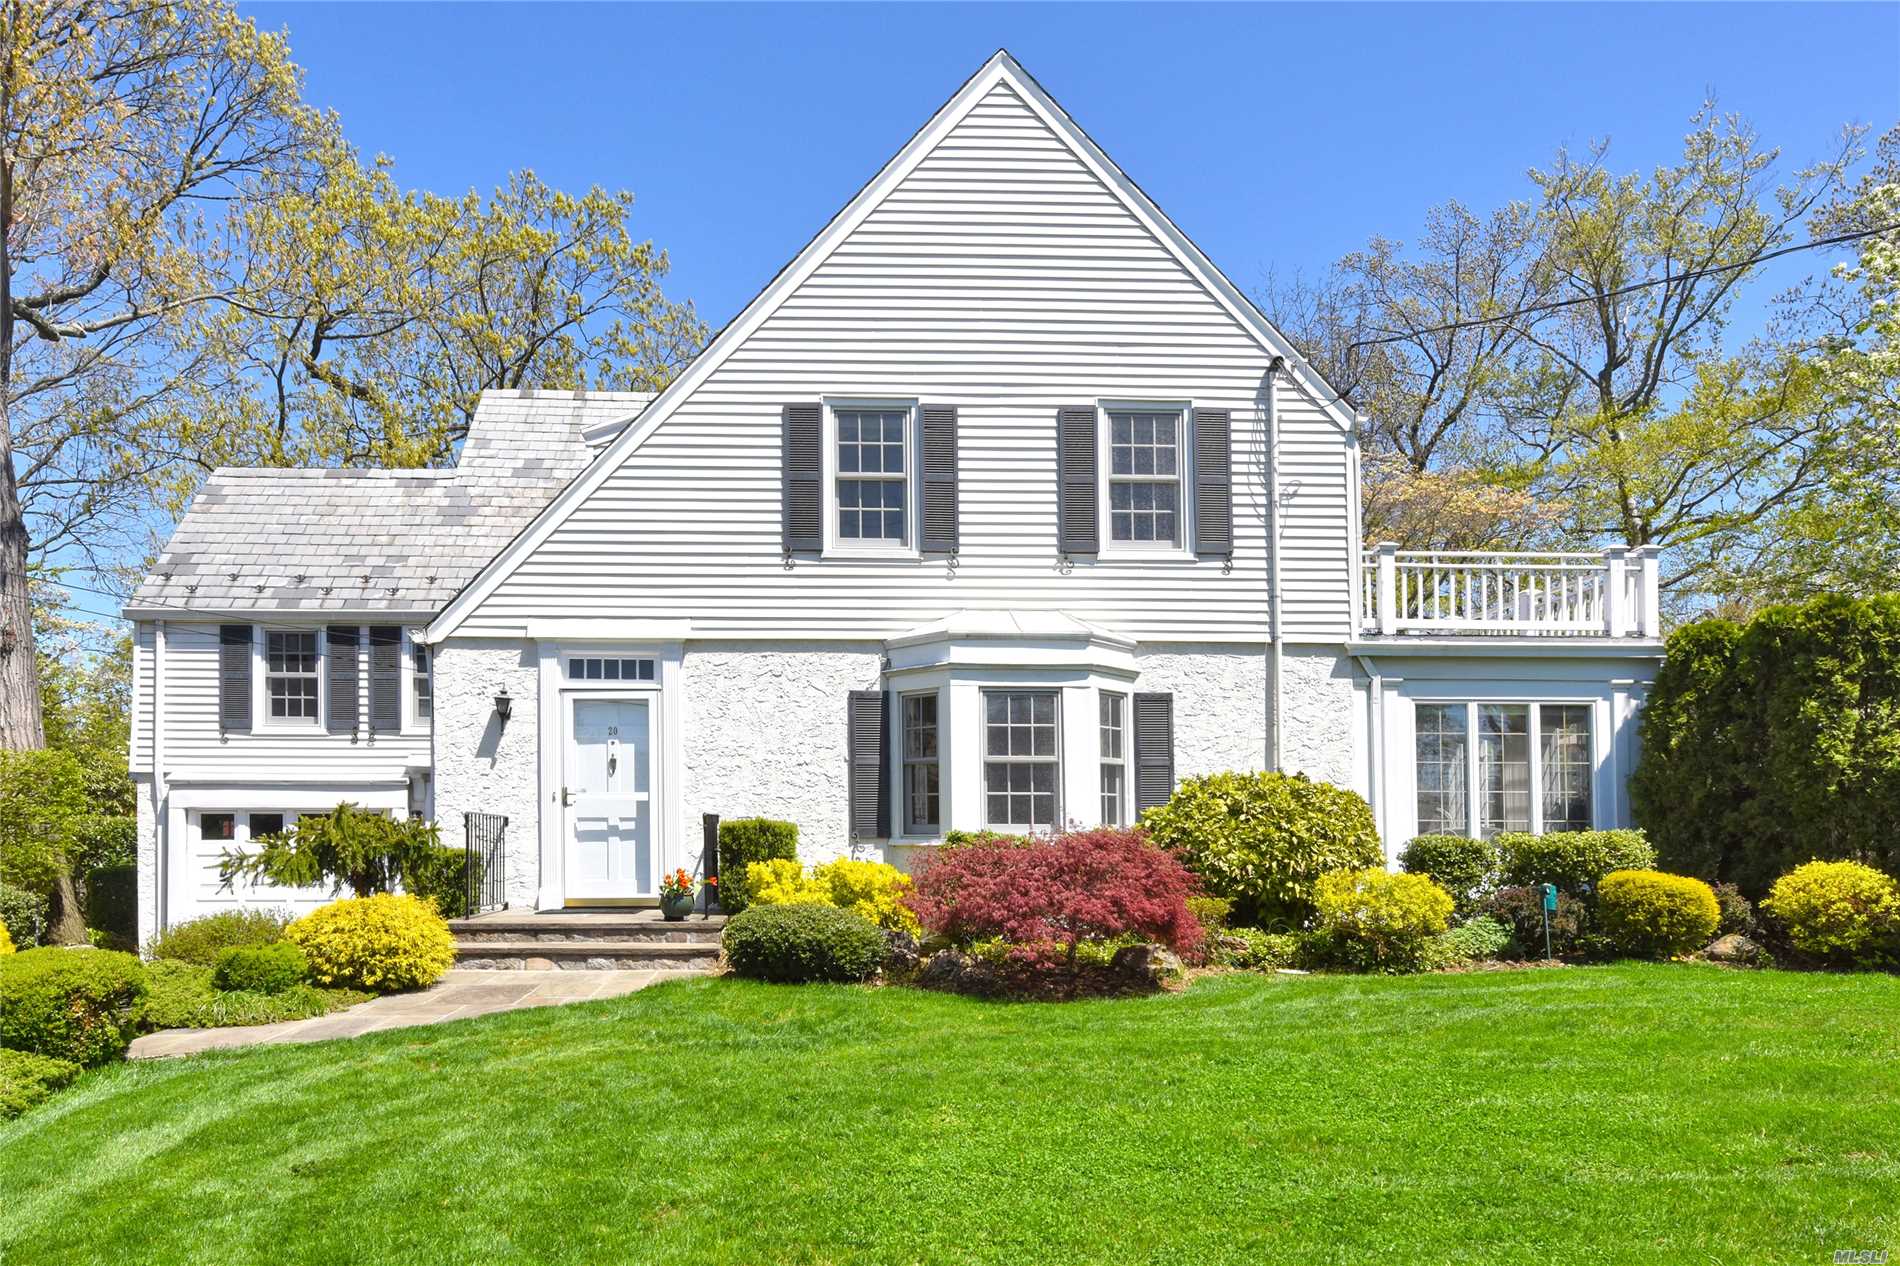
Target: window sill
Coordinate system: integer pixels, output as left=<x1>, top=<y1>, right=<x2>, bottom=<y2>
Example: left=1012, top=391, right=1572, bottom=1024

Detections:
left=820, top=547, right=922, bottom=563
left=1092, top=546, right=1201, bottom=564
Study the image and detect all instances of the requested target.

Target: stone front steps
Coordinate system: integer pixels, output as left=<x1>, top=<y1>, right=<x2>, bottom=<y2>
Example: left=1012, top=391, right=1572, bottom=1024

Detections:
left=448, top=910, right=725, bottom=971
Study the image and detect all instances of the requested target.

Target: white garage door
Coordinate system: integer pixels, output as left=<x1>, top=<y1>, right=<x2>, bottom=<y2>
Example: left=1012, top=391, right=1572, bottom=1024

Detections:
left=177, top=808, right=337, bottom=923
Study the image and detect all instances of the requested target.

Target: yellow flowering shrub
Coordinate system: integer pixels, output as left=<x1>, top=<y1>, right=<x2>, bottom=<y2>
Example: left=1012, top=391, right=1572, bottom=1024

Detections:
left=285, top=893, right=454, bottom=992
left=745, top=858, right=920, bottom=934
left=746, top=859, right=828, bottom=907
left=1763, top=861, right=1900, bottom=967
left=0, top=924, right=13, bottom=955
left=1311, top=867, right=1454, bottom=973
left=1596, top=870, right=1719, bottom=959
left=814, top=859, right=921, bottom=935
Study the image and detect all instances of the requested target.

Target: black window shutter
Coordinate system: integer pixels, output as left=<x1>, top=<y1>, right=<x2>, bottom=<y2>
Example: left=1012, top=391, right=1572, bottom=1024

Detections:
left=847, top=689, right=891, bottom=839
left=218, top=625, right=253, bottom=732
left=1133, top=692, right=1176, bottom=815
left=920, top=404, right=960, bottom=553
left=1191, top=407, right=1233, bottom=558
left=325, top=626, right=360, bottom=735
left=1056, top=405, right=1098, bottom=554
left=368, top=626, right=402, bottom=733
left=782, top=402, right=823, bottom=554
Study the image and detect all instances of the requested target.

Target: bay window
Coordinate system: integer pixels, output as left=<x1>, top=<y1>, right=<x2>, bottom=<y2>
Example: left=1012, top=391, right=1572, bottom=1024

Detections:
left=983, top=690, right=1059, bottom=832
left=902, top=692, right=940, bottom=834
left=1099, top=691, right=1127, bottom=825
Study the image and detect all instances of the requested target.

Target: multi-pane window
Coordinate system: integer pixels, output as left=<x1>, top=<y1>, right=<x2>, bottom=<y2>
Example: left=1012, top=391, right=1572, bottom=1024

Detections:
left=902, top=693, right=940, bottom=834
left=412, top=644, right=433, bottom=721
left=984, top=690, right=1059, bottom=832
left=1539, top=704, right=1592, bottom=831
left=1415, top=704, right=1468, bottom=835
left=265, top=631, right=319, bottom=721
left=1099, top=692, right=1127, bottom=826
left=566, top=657, right=655, bottom=682
left=1416, top=701, right=1595, bottom=838
left=1478, top=704, right=1532, bottom=835
left=836, top=408, right=907, bottom=543
left=1107, top=410, right=1182, bottom=544
left=200, top=812, right=236, bottom=841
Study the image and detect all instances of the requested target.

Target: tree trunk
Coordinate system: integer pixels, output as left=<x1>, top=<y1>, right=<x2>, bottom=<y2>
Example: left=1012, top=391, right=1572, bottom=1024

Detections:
left=0, top=130, right=46, bottom=753
left=48, top=867, right=87, bottom=945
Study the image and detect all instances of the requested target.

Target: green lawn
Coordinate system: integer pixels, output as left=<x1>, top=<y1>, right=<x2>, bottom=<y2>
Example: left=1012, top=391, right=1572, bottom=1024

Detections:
left=3, top=965, right=1897, bottom=1265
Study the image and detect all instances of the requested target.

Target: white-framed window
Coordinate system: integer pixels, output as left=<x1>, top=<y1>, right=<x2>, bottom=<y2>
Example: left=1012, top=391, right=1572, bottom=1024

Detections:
left=1413, top=701, right=1595, bottom=838
left=825, top=400, right=916, bottom=554
left=412, top=642, right=433, bottom=722
left=1415, top=703, right=1468, bottom=835
left=902, top=691, right=940, bottom=835
left=1103, top=406, right=1186, bottom=549
left=566, top=657, right=656, bottom=682
left=1099, top=691, right=1127, bottom=825
left=983, top=689, right=1060, bottom=832
left=264, top=630, right=320, bottom=722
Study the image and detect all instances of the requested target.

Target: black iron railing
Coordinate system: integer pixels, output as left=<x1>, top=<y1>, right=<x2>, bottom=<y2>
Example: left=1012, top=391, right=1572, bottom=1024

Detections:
left=463, top=812, right=508, bottom=915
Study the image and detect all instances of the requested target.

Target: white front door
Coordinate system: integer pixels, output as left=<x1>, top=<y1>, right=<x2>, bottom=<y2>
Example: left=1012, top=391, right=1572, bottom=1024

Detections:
left=564, top=698, right=653, bottom=899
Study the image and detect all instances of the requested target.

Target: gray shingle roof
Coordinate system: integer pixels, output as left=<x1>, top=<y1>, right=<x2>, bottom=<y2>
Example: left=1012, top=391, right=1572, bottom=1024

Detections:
left=129, top=389, right=652, bottom=616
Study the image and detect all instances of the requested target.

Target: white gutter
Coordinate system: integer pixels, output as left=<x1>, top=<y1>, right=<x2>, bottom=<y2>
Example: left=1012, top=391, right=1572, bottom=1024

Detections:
left=1265, top=357, right=1287, bottom=771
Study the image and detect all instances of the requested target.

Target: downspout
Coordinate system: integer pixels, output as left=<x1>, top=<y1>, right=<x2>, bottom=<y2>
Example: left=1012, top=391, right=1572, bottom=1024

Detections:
left=152, top=620, right=167, bottom=933
left=1265, top=356, right=1286, bottom=772
left=1352, top=650, right=1387, bottom=857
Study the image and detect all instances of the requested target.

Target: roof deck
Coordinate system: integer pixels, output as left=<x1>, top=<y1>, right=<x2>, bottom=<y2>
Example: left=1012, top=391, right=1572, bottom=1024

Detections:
left=1358, top=544, right=1663, bottom=641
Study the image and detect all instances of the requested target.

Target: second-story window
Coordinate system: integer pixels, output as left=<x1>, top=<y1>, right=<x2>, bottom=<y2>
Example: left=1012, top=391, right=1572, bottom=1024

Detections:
left=1107, top=409, right=1182, bottom=546
left=265, top=630, right=319, bottom=722
left=412, top=643, right=433, bottom=721
left=835, top=407, right=908, bottom=545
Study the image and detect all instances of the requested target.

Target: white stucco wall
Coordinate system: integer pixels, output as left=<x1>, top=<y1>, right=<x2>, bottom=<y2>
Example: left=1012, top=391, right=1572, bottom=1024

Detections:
left=681, top=641, right=883, bottom=865
left=1279, top=646, right=1360, bottom=791
left=431, top=639, right=542, bottom=908
left=1131, top=644, right=1270, bottom=778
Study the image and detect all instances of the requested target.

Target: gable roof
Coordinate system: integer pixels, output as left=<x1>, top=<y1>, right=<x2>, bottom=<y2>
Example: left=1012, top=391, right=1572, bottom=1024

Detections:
left=427, top=49, right=1355, bottom=642
left=125, top=390, right=651, bottom=618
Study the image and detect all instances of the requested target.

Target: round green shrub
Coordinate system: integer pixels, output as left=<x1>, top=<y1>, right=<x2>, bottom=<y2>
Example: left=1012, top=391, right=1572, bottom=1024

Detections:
left=722, top=903, right=885, bottom=983
left=145, top=908, right=289, bottom=965
left=0, top=947, right=149, bottom=1066
left=0, top=1048, right=83, bottom=1120
left=1596, top=870, right=1721, bottom=959
left=1762, top=860, right=1900, bottom=967
left=1498, top=830, right=1656, bottom=896
left=1427, top=915, right=1513, bottom=968
left=1140, top=771, right=1382, bottom=926
left=1310, top=867, right=1454, bottom=973
left=212, top=941, right=311, bottom=994
left=715, top=818, right=799, bottom=914
left=286, top=894, right=455, bottom=992
left=1398, top=835, right=1501, bottom=915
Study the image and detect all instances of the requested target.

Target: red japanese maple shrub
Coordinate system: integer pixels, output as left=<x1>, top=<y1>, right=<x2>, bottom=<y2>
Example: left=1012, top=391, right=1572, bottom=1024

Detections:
left=908, top=827, right=1203, bottom=966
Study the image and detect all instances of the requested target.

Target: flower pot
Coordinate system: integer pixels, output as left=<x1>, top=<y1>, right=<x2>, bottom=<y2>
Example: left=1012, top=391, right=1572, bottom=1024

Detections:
left=659, top=891, right=695, bottom=921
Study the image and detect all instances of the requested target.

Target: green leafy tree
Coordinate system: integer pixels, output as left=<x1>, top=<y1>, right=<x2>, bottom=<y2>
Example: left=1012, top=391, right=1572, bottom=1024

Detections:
left=0, top=747, right=87, bottom=942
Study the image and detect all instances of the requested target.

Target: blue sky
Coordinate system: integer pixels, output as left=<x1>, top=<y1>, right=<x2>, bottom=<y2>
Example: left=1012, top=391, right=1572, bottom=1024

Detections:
left=243, top=1, right=1899, bottom=330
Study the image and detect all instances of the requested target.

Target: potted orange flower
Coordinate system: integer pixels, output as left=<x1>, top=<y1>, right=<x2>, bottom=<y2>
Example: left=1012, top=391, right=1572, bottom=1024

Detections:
left=659, top=868, right=699, bottom=921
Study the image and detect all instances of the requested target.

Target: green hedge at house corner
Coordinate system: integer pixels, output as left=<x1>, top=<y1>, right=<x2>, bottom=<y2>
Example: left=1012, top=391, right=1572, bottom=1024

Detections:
left=715, top=818, right=799, bottom=913
left=1632, top=593, right=1900, bottom=894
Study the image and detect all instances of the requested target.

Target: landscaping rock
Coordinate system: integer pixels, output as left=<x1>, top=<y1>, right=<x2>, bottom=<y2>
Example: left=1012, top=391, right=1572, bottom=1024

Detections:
left=918, top=949, right=970, bottom=990
left=1110, top=944, right=1183, bottom=982
left=1706, top=933, right=1772, bottom=967
left=883, top=931, right=922, bottom=978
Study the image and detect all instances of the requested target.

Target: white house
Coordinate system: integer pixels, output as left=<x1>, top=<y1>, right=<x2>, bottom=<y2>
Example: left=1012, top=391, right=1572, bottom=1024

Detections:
left=125, top=52, right=1663, bottom=944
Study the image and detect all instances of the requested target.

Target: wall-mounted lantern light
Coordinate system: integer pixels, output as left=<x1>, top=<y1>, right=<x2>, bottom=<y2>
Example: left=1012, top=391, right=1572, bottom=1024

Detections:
left=494, top=686, right=513, bottom=725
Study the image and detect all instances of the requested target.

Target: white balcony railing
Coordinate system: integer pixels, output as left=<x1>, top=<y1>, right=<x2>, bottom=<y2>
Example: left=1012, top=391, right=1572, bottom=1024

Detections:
left=1358, top=543, right=1661, bottom=639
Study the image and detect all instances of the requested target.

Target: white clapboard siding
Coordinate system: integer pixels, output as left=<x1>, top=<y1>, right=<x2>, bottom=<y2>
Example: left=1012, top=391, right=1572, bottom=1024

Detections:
left=134, top=621, right=428, bottom=779
left=463, top=84, right=1354, bottom=644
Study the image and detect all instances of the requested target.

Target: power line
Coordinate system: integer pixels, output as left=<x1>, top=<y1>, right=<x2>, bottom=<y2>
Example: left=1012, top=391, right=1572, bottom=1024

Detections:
left=1344, top=221, right=1899, bottom=352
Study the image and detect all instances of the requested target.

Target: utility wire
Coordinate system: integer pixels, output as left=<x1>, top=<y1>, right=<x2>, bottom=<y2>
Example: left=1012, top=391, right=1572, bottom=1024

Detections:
left=1344, top=222, right=1899, bottom=352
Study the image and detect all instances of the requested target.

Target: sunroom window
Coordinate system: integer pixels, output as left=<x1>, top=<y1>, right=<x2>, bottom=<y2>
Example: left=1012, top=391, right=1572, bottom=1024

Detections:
left=1413, top=701, right=1594, bottom=837
left=984, top=690, right=1059, bottom=832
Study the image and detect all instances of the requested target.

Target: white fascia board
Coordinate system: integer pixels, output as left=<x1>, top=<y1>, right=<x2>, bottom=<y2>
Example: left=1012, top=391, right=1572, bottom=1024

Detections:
left=427, top=50, right=1351, bottom=642
left=1345, top=638, right=1666, bottom=660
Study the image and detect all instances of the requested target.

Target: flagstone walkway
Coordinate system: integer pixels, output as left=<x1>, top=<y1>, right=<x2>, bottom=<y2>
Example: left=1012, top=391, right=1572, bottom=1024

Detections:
left=128, top=969, right=692, bottom=1059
